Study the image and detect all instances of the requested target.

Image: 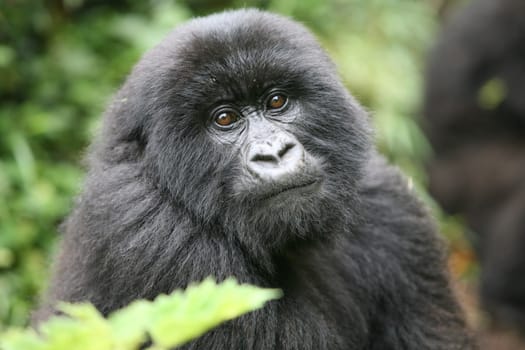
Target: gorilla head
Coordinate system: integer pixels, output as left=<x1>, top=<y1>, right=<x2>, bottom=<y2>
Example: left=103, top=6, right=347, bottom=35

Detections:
left=100, top=10, right=370, bottom=254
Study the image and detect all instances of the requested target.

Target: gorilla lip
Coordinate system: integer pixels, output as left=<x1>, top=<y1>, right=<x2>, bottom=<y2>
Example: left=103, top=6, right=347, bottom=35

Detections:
left=261, top=179, right=319, bottom=200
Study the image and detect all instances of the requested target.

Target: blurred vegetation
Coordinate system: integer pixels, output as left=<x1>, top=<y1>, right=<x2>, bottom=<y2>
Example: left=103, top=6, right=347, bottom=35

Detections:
left=0, top=0, right=470, bottom=330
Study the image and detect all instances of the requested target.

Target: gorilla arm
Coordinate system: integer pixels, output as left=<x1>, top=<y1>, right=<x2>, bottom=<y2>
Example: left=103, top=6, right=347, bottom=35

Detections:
left=360, top=156, right=473, bottom=350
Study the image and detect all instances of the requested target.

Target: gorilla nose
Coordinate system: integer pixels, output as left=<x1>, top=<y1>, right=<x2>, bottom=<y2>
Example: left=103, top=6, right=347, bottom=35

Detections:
left=247, top=135, right=304, bottom=179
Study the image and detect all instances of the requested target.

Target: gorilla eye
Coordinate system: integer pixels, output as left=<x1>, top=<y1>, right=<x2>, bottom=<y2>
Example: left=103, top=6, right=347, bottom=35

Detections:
left=267, top=93, right=288, bottom=110
left=214, top=110, right=239, bottom=128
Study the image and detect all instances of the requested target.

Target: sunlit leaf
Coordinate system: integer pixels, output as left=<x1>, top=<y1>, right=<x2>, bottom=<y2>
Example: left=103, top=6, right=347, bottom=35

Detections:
left=0, top=328, right=45, bottom=350
left=148, top=278, right=282, bottom=348
left=108, top=300, right=151, bottom=349
left=0, top=279, right=281, bottom=350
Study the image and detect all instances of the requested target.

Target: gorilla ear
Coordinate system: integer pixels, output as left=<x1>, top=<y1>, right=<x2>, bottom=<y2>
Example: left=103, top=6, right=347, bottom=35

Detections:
left=124, top=123, right=147, bottom=149
left=111, top=89, right=153, bottom=143
left=97, top=95, right=151, bottom=162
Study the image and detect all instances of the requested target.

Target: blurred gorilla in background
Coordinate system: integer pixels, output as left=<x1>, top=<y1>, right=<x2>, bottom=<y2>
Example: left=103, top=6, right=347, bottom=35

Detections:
left=34, top=9, right=472, bottom=349
left=423, top=0, right=525, bottom=332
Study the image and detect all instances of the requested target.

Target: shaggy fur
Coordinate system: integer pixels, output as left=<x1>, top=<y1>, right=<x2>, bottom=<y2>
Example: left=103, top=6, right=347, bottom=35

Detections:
left=35, top=9, right=472, bottom=349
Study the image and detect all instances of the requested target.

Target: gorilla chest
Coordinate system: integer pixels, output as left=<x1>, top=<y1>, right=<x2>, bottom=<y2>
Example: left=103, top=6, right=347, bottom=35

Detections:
left=271, top=294, right=369, bottom=350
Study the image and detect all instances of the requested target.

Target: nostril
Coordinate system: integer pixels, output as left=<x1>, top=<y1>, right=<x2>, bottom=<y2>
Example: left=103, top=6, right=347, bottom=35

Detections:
left=251, top=153, right=279, bottom=163
left=246, top=137, right=304, bottom=178
left=278, top=143, right=295, bottom=158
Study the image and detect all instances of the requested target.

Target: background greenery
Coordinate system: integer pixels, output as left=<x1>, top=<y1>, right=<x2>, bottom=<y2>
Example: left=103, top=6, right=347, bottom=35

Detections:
left=0, top=0, right=471, bottom=330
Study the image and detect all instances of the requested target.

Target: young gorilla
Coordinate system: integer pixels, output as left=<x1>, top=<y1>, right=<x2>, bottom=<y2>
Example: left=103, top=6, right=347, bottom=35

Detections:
left=34, top=9, right=473, bottom=349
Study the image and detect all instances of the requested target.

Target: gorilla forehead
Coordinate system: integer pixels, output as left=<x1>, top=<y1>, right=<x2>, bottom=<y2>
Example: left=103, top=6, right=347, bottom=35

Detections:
left=149, top=9, right=337, bottom=103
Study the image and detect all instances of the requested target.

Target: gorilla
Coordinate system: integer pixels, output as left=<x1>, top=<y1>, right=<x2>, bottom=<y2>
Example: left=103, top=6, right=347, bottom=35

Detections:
left=423, top=0, right=525, bottom=331
left=34, top=9, right=472, bottom=349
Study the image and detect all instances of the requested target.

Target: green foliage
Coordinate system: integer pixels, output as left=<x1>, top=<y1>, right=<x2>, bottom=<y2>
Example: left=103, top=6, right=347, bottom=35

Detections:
left=0, top=278, right=281, bottom=350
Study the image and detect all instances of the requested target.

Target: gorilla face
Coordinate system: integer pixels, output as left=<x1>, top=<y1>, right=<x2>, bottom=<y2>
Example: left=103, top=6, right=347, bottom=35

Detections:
left=104, top=10, right=371, bottom=253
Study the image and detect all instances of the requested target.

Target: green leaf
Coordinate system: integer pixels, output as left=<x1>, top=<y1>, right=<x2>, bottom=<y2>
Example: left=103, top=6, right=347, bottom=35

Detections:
left=0, top=279, right=281, bottom=350
left=148, top=278, right=282, bottom=348
left=38, top=303, right=113, bottom=350
left=0, top=328, right=45, bottom=350
left=108, top=300, right=151, bottom=350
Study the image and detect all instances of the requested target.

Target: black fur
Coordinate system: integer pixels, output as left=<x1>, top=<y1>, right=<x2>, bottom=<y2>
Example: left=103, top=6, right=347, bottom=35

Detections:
left=35, top=9, right=472, bottom=349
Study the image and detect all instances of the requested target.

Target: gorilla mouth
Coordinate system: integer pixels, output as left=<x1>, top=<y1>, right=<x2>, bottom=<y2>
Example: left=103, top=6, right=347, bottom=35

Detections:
left=261, top=179, right=319, bottom=200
